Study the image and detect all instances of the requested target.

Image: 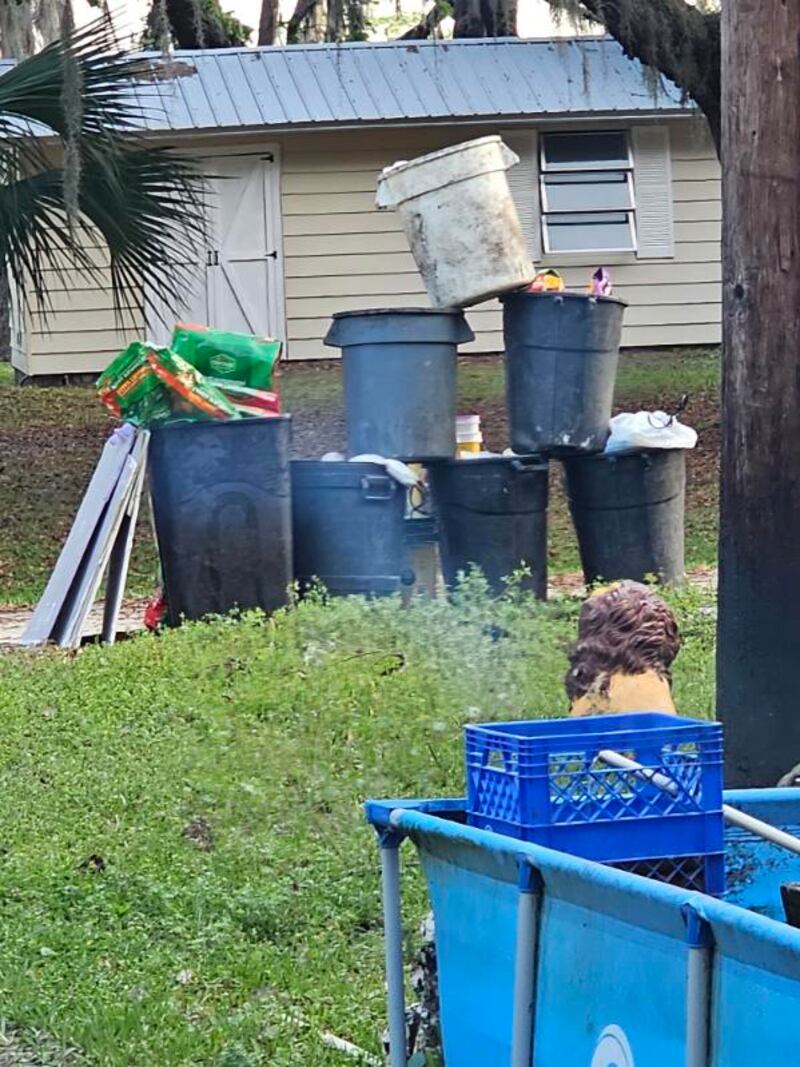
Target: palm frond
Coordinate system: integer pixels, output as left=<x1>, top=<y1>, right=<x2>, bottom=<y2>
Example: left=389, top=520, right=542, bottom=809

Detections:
left=0, top=15, right=150, bottom=140
left=78, top=142, right=208, bottom=323
left=0, top=12, right=209, bottom=324
left=0, top=167, right=98, bottom=312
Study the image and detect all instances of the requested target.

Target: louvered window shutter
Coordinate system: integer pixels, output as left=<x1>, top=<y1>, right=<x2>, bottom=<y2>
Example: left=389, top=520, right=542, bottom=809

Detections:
left=501, top=128, right=541, bottom=264
left=632, top=126, right=674, bottom=259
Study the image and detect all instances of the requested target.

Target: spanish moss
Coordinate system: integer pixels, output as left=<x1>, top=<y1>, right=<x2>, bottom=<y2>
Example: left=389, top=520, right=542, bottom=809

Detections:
left=143, top=0, right=251, bottom=50
left=0, top=0, right=37, bottom=57
left=60, top=0, right=81, bottom=230
left=544, top=0, right=721, bottom=154
left=33, top=0, right=63, bottom=47
left=154, top=0, right=171, bottom=52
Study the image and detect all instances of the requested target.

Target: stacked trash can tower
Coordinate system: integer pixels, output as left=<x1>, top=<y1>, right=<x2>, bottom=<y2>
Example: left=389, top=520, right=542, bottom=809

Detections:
left=300, top=134, right=686, bottom=596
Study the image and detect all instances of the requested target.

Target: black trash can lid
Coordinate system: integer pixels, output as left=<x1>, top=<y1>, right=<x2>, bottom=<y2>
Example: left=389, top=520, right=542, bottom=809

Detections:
left=325, top=307, right=474, bottom=347
left=500, top=290, right=628, bottom=308
left=566, top=447, right=687, bottom=464
left=331, top=307, right=459, bottom=318
left=427, top=453, right=548, bottom=470
left=149, top=413, right=291, bottom=438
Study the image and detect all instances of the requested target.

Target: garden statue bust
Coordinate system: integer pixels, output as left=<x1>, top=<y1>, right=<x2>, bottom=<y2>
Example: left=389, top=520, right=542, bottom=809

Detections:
left=566, top=581, right=681, bottom=717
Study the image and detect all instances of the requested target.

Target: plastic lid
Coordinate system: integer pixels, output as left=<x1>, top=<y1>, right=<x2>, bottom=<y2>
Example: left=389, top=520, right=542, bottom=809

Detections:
left=501, top=289, right=628, bottom=308
left=330, top=307, right=461, bottom=319
left=378, top=135, right=502, bottom=181
left=433, top=453, right=548, bottom=468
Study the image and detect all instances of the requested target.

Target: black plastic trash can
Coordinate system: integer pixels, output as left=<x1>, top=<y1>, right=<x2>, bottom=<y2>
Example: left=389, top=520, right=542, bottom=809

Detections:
left=503, top=291, right=626, bottom=455
left=149, top=416, right=292, bottom=625
left=291, top=460, right=412, bottom=596
left=324, top=307, right=474, bottom=460
left=564, top=448, right=686, bottom=585
left=428, top=455, right=549, bottom=598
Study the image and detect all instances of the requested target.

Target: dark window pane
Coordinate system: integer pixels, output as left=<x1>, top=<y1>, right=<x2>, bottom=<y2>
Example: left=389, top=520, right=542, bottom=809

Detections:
left=545, top=211, right=635, bottom=252
left=542, top=131, right=629, bottom=170
left=543, top=171, right=633, bottom=211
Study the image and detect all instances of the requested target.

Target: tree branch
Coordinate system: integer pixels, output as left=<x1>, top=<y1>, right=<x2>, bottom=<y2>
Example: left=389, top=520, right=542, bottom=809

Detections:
left=399, top=0, right=450, bottom=40
left=286, top=0, right=318, bottom=43
left=572, top=0, right=721, bottom=152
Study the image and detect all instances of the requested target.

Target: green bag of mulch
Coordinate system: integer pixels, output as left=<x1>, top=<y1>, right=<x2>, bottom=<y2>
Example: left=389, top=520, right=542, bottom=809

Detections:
left=145, top=346, right=241, bottom=422
left=97, top=342, right=172, bottom=425
left=171, top=323, right=282, bottom=391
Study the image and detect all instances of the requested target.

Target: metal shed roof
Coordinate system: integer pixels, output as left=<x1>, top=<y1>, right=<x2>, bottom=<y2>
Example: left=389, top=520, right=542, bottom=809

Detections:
left=121, top=36, right=687, bottom=134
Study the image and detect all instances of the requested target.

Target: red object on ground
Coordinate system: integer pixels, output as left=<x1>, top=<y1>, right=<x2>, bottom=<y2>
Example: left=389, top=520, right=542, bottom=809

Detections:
left=144, top=592, right=166, bottom=631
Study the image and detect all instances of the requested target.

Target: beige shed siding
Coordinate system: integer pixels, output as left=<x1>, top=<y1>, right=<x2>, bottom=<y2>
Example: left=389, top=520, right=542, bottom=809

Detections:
left=22, top=118, right=720, bottom=375
left=281, top=120, right=721, bottom=359
left=282, top=129, right=432, bottom=360
left=22, top=243, right=144, bottom=377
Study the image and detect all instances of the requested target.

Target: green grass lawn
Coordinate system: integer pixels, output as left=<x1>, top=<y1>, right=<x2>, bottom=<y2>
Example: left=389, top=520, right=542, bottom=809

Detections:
left=0, top=583, right=717, bottom=1064
left=0, top=348, right=720, bottom=606
left=281, top=348, right=720, bottom=412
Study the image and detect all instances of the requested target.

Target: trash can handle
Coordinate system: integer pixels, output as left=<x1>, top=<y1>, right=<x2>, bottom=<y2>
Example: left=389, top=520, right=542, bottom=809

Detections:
left=511, top=457, right=543, bottom=474
left=499, top=142, right=521, bottom=170
left=361, top=474, right=395, bottom=500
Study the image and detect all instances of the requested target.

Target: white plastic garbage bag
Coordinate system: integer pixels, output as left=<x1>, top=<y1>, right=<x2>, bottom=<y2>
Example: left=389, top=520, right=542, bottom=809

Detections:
left=605, top=411, right=698, bottom=454
left=349, top=453, right=421, bottom=488
left=322, top=451, right=421, bottom=489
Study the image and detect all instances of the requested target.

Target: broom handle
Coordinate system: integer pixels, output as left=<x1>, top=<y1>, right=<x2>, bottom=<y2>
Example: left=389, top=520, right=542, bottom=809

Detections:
left=598, top=749, right=800, bottom=859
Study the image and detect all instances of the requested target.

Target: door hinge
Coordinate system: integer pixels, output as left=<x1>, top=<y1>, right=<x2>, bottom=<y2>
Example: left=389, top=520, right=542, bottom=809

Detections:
left=206, top=250, right=220, bottom=266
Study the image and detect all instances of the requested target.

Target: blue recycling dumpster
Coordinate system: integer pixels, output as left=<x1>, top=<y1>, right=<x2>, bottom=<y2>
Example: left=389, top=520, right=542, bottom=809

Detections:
left=366, top=789, right=800, bottom=1067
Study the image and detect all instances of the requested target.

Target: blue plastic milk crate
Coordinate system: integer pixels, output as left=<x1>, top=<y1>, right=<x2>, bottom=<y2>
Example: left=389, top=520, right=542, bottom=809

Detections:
left=465, top=713, right=726, bottom=894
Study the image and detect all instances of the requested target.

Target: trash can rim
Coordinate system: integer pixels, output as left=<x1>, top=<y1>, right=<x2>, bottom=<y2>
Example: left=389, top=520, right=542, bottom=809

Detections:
left=428, top=453, right=548, bottom=469
left=565, top=446, right=686, bottom=463
left=501, top=290, right=628, bottom=308
left=149, top=414, right=291, bottom=434
left=330, top=307, right=466, bottom=319
left=290, top=458, right=396, bottom=473
left=377, top=134, right=502, bottom=178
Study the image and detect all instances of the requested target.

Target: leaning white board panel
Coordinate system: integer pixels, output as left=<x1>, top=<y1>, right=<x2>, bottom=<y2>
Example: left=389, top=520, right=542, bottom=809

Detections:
left=102, top=431, right=150, bottom=645
left=55, top=452, right=141, bottom=650
left=19, top=424, right=137, bottom=647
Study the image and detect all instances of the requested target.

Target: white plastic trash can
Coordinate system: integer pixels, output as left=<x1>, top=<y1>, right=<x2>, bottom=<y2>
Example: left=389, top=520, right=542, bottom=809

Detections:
left=375, top=136, right=535, bottom=309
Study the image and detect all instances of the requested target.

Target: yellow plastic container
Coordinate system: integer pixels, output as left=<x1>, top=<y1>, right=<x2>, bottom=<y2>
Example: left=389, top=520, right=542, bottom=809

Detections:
left=456, top=440, right=483, bottom=457
left=456, top=414, right=482, bottom=456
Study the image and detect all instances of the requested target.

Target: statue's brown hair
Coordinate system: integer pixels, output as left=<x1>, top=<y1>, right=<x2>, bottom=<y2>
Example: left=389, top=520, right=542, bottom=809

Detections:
left=565, top=581, right=681, bottom=702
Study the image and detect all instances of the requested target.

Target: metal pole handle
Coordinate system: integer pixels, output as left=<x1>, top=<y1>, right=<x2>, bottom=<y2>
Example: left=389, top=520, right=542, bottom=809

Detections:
left=598, top=749, right=800, bottom=858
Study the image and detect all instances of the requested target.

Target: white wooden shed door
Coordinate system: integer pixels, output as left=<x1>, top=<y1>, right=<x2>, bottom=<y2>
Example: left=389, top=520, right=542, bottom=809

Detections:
left=146, top=150, right=284, bottom=344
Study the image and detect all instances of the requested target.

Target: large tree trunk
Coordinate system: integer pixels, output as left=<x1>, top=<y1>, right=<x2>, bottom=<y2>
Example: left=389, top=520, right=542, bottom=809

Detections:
left=453, top=0, right=484, bottom=37
left=325, top=0, right=344, bottom=40
left=478, top=0, right=516, bottom=37
left=258, top=0, right=280, bottom=44
left=717, top=0, right=800, bottom=785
